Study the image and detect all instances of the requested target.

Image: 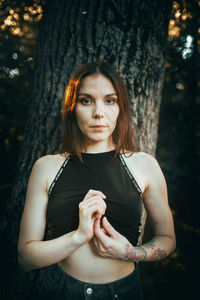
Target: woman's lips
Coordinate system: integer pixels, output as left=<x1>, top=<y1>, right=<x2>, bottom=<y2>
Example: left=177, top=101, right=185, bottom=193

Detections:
left=91, top=125, right=107, bottom=128
left=91, top=125, right=107, bottom=131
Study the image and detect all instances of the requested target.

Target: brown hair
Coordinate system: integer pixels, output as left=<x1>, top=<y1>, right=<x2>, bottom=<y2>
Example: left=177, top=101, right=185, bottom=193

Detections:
left=61, top=61, right=140, bottom=162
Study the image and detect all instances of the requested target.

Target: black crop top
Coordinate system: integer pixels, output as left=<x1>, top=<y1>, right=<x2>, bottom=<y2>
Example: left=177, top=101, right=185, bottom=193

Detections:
left=44, top=150, right=143, bottom=246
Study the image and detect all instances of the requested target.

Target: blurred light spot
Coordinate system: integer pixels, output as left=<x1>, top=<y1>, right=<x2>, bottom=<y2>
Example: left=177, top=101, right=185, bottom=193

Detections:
left=13, top=13, right=19, bottom=20
left=35, top=14, right=42, bottom=22
left=17, top=135, right=24, bottom=141
left=5, top=139, right=10, bottom=150
left=170, top=251, right=179, bottom=259
left=12, top=53, right=18, bottom=60
left=1, top=24, right=6, bottom=30
left=4, top=15, right=13, bottom=26
left=168, top=26, right=181, bottom=38
left=23, top=13, right=30, bottom=21
left=173, top=2, right=180, bottom=9
left=9, top=68, right=19, bottom=78
left=31, top=9, right=37, bottom=15
left=176, top=83, right=185, bottom=90
left=9, top=127, right=16, bottom=134
left=165, top=62, right=171, bottom=68
left=3, top=67, right=10, bottom=74
left=181, top=14, right=187, bottom=21
left=175, top=10, right=181, bottom=18
left=10, top=27, right=23, bottom=36
left=182, top=35, right=193, bottom=59
left=82, top=11, right=87, bottom=14
left=37, top=6, right=42, bottom=14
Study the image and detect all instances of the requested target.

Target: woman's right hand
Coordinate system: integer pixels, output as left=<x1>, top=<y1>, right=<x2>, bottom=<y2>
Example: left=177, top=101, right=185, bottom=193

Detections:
left=75, top=189, right=107, bottom=244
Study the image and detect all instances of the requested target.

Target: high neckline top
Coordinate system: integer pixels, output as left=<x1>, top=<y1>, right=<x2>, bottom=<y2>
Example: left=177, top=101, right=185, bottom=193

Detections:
left=81, top=149, right=116, bottom=157
left=44, top=150, right=143, bottom=246
left=79, top=149, right=116, bottom=163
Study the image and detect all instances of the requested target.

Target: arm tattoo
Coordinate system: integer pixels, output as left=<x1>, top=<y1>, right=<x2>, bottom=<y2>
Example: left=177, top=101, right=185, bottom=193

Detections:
left=125, top=239, right=167, bottom=262
left=149, top=247, right=167, bottom=261
left=125, top=244, right=147, bottom=262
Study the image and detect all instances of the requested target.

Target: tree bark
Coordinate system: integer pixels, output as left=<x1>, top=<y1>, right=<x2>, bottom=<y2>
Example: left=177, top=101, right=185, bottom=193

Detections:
left=1, top=0, right=172, bottom=298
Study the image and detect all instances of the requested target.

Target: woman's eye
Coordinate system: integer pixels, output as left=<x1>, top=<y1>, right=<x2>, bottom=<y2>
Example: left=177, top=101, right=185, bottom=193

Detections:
left=79, top=98, right=92, bottom=105
left=106, top=98, right=117, bottom=104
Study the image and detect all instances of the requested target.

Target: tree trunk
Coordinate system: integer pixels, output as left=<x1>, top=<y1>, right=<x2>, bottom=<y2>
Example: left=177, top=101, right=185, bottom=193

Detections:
left=1, top=0, right=172, bottom=298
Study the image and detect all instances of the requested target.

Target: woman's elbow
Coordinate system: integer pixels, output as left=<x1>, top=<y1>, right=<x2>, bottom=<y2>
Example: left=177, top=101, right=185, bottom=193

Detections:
left=168, top=235, right=176, bottom=255
left=17, top=248, right=36, bottom=272
left=17, top=254, right=33, bottom=272
left=171, top=236, right=176, bottom=253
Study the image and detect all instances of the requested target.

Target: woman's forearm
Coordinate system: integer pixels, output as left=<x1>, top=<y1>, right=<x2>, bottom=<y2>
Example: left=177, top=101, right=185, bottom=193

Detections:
left=124, top=235, right=176, bottom=262
left=18, top=230, right=84, bottom=271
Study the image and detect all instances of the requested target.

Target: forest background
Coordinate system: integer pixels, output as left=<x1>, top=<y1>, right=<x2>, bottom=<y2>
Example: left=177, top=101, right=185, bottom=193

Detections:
left=0, top=0, right=199, bottom=299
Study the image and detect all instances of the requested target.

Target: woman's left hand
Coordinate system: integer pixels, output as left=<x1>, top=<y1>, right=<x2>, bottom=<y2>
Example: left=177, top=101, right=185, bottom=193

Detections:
left=93, top=216, right=130, bottom=260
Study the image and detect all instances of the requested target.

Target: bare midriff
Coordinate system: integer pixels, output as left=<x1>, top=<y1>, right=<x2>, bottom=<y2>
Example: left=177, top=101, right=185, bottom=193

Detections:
left=57, top=239, right=135, bottom=284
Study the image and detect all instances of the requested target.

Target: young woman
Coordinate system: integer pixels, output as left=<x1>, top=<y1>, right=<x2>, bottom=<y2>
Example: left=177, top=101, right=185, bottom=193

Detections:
left=18, top=62, right=176, bottom=300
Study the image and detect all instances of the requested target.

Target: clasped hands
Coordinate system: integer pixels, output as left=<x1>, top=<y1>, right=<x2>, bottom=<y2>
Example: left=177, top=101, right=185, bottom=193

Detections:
left=77, top=189, right=132, bottom=261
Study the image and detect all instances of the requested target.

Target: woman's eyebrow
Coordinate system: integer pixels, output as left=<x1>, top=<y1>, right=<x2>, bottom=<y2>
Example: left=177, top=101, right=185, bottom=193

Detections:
left=105, top=93, right=118, bottom=97
left=78, top=93, right=118, bottom=97
left=78, top=93, right=92, bottom=97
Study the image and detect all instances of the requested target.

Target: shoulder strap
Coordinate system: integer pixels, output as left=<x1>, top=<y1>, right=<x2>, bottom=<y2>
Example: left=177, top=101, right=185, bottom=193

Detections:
left=118, top=153, right=142, bottom=196
left=48, top=154, right=71, bottom=197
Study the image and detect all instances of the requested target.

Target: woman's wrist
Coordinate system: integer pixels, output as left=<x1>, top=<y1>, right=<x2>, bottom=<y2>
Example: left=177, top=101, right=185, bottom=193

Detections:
left=124, top=238, right=169, bottom=262
left=125, top=243, right=147, bottom=262
left=72, top=230, right=88, bottom=246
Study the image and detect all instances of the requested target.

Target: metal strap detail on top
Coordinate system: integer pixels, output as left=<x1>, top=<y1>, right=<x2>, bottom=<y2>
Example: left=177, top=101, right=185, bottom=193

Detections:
left=118, top=153, right=142, bottom=196
left=48, top=155, right=71, bottom=197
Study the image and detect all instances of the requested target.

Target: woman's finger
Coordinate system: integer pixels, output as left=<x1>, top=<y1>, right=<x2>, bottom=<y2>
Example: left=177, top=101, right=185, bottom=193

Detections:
left=82, top=204, right=104, bottom=218
left=101, top=217, right=117, bottom=237
left=83, top=189, right=106, bottom=201
left=79, top=202, right=105, bottom=217
left=92, top=236, right=99, bottom=249
left=79, top=197, right=106, bottom=216
left=94, top=219, right=110, bottom=244
left=82, top=196, right=107, bottom=209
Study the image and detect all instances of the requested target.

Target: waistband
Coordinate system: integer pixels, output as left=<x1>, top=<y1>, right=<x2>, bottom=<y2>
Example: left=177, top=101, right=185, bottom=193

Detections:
left=54, top=262, right=138, bottom=288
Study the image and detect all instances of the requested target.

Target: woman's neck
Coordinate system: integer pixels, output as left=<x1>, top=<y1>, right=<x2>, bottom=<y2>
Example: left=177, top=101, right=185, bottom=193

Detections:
left=82, top=142, right=116, bottom=154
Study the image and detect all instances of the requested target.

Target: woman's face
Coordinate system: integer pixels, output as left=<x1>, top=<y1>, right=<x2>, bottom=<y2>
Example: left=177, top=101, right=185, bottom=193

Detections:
left=75, top=74, right=120, bottom=149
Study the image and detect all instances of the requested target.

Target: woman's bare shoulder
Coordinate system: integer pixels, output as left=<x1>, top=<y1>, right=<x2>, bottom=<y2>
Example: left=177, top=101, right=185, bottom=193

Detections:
left=33, top=152, right=70, bottom=172
left=122, top=151, right=156, bottom=164
left=122, top=151, right=161, bottom=177
left=122, top=151, right=162, bottom=193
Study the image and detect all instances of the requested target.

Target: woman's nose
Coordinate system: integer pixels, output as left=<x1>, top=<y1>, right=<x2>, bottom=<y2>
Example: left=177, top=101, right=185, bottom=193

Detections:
left=92, top=103, right=104, bottom=119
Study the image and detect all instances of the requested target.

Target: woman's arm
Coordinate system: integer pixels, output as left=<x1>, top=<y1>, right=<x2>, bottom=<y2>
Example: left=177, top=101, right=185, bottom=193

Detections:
left=93, top=153, right=176, bottom=262
left=126, top=153, right=176, bottom=261
left=18, top=156, right=83, bottom=271
left=18, top=156, right=106, bottom=271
